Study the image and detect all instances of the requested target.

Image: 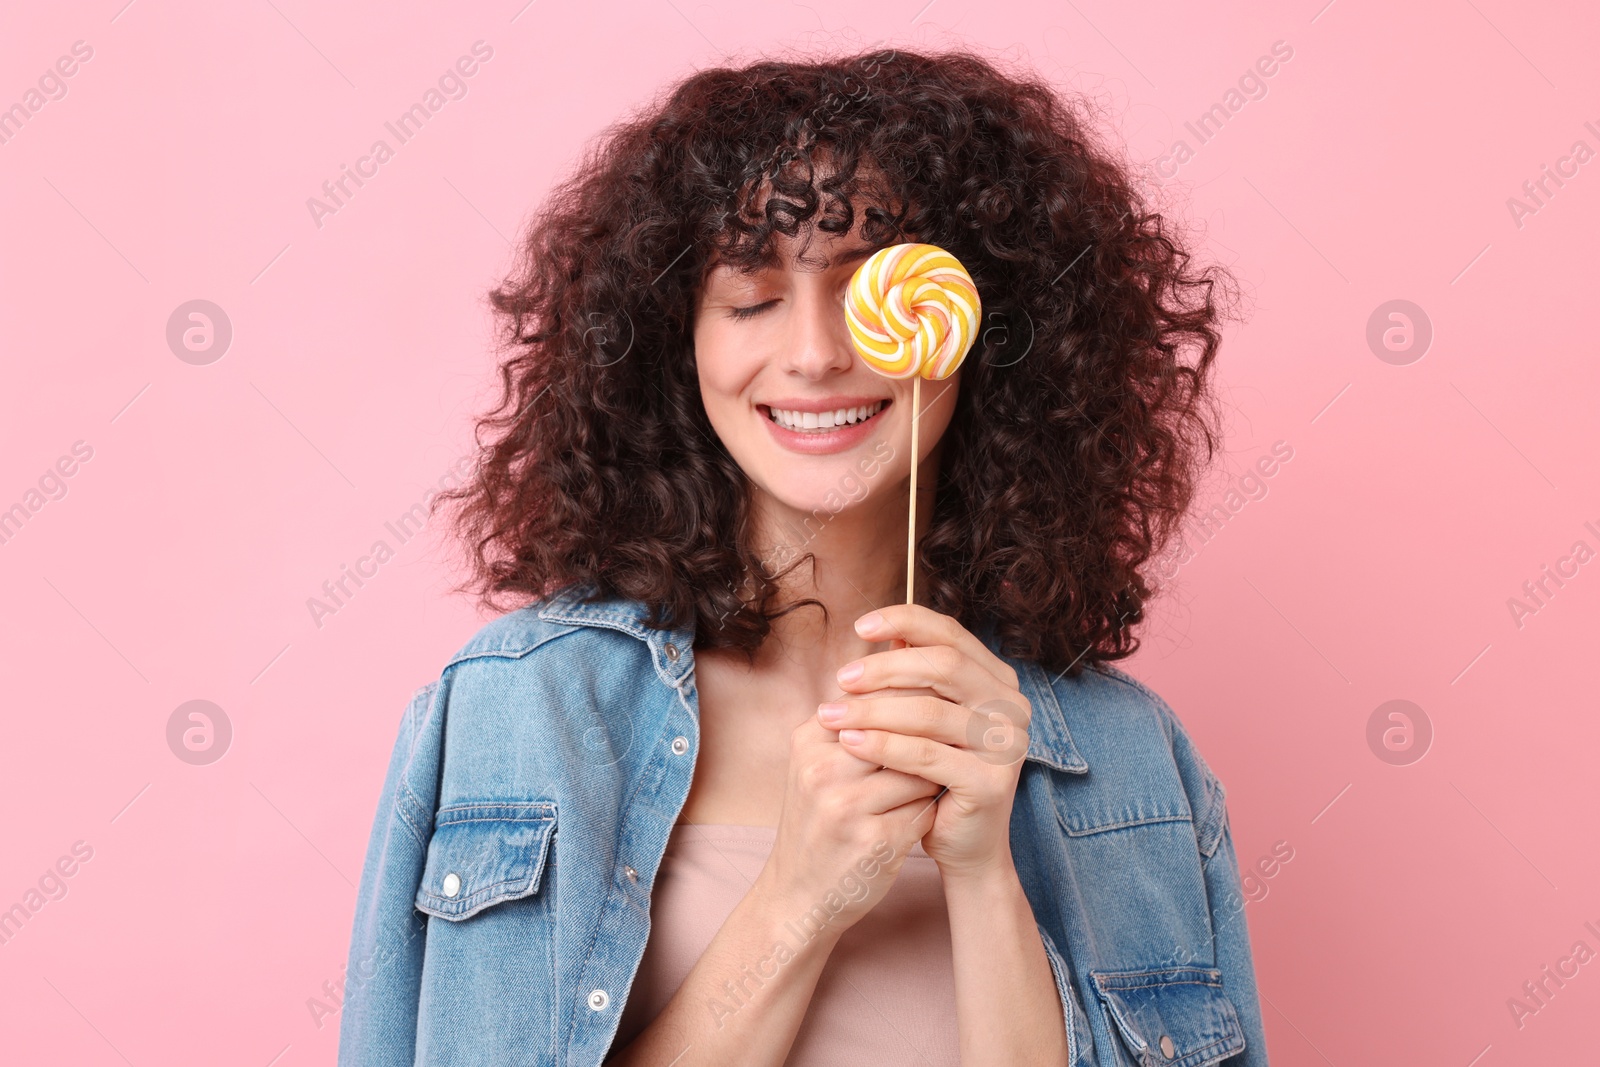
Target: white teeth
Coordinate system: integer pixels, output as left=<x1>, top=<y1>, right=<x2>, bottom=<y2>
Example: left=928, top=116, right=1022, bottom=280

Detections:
left=767, top=400, right=886, bottom=432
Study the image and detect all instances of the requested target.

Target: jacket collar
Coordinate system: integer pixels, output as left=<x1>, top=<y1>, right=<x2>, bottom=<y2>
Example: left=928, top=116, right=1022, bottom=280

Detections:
left=537, top=583, right=1089, bottom=775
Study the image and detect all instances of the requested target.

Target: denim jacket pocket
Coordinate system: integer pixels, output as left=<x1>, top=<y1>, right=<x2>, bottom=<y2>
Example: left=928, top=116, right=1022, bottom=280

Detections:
left=1088, top=966, right=1246, bottom=1067
left=413, top=801, right=557, bottom=921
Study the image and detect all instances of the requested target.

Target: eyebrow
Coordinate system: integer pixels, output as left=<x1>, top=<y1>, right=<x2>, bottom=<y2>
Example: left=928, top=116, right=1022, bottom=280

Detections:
left=702, top=242, right=887, bottom=287
left=825, top=244, right=880, bottom=269
left=714, top=244, right=881, bottom=275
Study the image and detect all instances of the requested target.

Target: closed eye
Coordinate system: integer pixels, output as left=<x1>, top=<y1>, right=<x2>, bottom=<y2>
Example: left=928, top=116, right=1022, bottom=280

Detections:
left=727, top=300, right=777, bottom=320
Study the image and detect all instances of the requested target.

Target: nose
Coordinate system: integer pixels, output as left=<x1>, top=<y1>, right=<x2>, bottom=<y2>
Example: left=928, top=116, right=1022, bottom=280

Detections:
left=778, top=276, right=856, bottom=381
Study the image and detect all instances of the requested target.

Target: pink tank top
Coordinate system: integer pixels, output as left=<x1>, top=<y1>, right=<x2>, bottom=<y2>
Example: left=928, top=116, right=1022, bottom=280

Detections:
left=612, top=823, right=960, bottom=1065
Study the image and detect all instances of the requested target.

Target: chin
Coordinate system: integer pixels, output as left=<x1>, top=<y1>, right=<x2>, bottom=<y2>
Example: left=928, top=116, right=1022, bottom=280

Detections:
left=756, top=440, right=901, bottom=530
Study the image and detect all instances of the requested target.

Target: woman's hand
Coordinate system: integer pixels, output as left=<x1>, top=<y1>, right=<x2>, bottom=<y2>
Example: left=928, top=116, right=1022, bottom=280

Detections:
left=754, top=699, right=946, bottom=939
left=817, top=607, right=1071, bottom=1067
left=611, top=701, right=945, bottom=1067
left=819, top=604, right=1033, bottom=880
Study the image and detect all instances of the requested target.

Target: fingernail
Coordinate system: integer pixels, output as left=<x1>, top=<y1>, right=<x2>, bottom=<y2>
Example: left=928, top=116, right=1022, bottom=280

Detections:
left=839, top=729, right=866, bottom=744
left=836, top=661, right=864, bottom=684
left=817, top=702, right=847, bottom=724
left=855, top=612, right=883, bottom=635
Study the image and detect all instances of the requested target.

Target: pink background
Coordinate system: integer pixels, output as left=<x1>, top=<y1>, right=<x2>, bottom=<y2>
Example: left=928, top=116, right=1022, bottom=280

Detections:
left=2, top=1, right=1596, bottom=1063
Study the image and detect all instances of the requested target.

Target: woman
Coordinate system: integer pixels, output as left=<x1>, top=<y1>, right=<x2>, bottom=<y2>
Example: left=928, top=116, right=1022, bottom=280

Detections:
left=337, top=49, right=1267, bottom=1067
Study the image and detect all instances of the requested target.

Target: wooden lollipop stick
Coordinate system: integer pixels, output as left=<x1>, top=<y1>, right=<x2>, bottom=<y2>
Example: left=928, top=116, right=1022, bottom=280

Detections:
left=906, top=375, right=921, bottom=606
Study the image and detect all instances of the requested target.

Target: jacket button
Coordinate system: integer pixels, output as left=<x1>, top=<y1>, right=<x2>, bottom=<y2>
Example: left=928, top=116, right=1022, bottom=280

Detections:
left=671, top=736, right=689, bottom=755
left=588, top=989, right=610, bottom=1011
left=441, top=873, right=462, bottom=898
left=664, top=642, right=680, bottom=662
left=624, top=865, right=638, bottom=883
left=1159, top=1034, right=1176, bottom=1058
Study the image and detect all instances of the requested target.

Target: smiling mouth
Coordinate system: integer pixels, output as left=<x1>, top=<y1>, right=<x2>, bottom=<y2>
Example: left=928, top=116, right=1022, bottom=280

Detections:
left=761, top=399, right=890, bottom=433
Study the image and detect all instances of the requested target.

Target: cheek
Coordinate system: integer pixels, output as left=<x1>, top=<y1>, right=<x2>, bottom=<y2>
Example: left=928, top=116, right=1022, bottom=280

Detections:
left=693, top=320, right=764, bottom=439
left=693, top=321, right=742, bottom=402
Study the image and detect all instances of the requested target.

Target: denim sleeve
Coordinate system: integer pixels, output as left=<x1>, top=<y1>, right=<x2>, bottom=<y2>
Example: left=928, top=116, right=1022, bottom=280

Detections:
left=1200, top=801, right=1271, bottom=1066
left=1134, top=676, right=1271, bottom=1066
left=1036, top=920, right=1095, bottom=1066
left=337, top=682, right=444, bottom=1067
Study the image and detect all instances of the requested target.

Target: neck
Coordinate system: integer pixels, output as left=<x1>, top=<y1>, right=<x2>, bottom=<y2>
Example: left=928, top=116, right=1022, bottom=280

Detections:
left=739, top=439, right=945, bottom=675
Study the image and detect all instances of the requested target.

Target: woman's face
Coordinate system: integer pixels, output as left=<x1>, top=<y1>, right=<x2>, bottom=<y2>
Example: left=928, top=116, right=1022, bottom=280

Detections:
left=692, top=227, right=960, bottom=522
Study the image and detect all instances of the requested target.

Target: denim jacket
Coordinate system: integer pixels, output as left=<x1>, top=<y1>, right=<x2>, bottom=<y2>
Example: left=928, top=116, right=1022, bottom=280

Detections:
left=337, top=582, right=1270, bottom=1066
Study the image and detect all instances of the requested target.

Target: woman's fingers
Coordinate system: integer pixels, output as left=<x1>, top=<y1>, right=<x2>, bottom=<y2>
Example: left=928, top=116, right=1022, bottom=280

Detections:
left=858, top=766, right=944, bottom=815
left=839, top=726, right=966, bottom=790
left=820, top=694, right=969, bottom=748
left=834, top=643, right=1016, bottom=711
left=821, top=694, right=1032, bottom=770
left=882, top=790, right=943, bottom=842
left=853, top=604, right=1020, bottom=691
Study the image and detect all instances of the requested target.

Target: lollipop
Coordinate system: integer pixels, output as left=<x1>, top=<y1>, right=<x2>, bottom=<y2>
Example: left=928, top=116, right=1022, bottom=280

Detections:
left=843, top=243, right=981, bottom=606
left=844, top=244, right=981, bottom=381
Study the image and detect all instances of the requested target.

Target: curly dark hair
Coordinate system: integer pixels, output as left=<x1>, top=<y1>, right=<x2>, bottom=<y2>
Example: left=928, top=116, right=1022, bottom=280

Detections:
left=437, top=46, right=1233, bottom=678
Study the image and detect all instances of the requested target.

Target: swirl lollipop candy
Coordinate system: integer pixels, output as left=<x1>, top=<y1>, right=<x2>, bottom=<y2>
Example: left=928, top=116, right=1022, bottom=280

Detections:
left=843, top=243, right=981, bottom=605
left=844, top=243, right=981, bottom=380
